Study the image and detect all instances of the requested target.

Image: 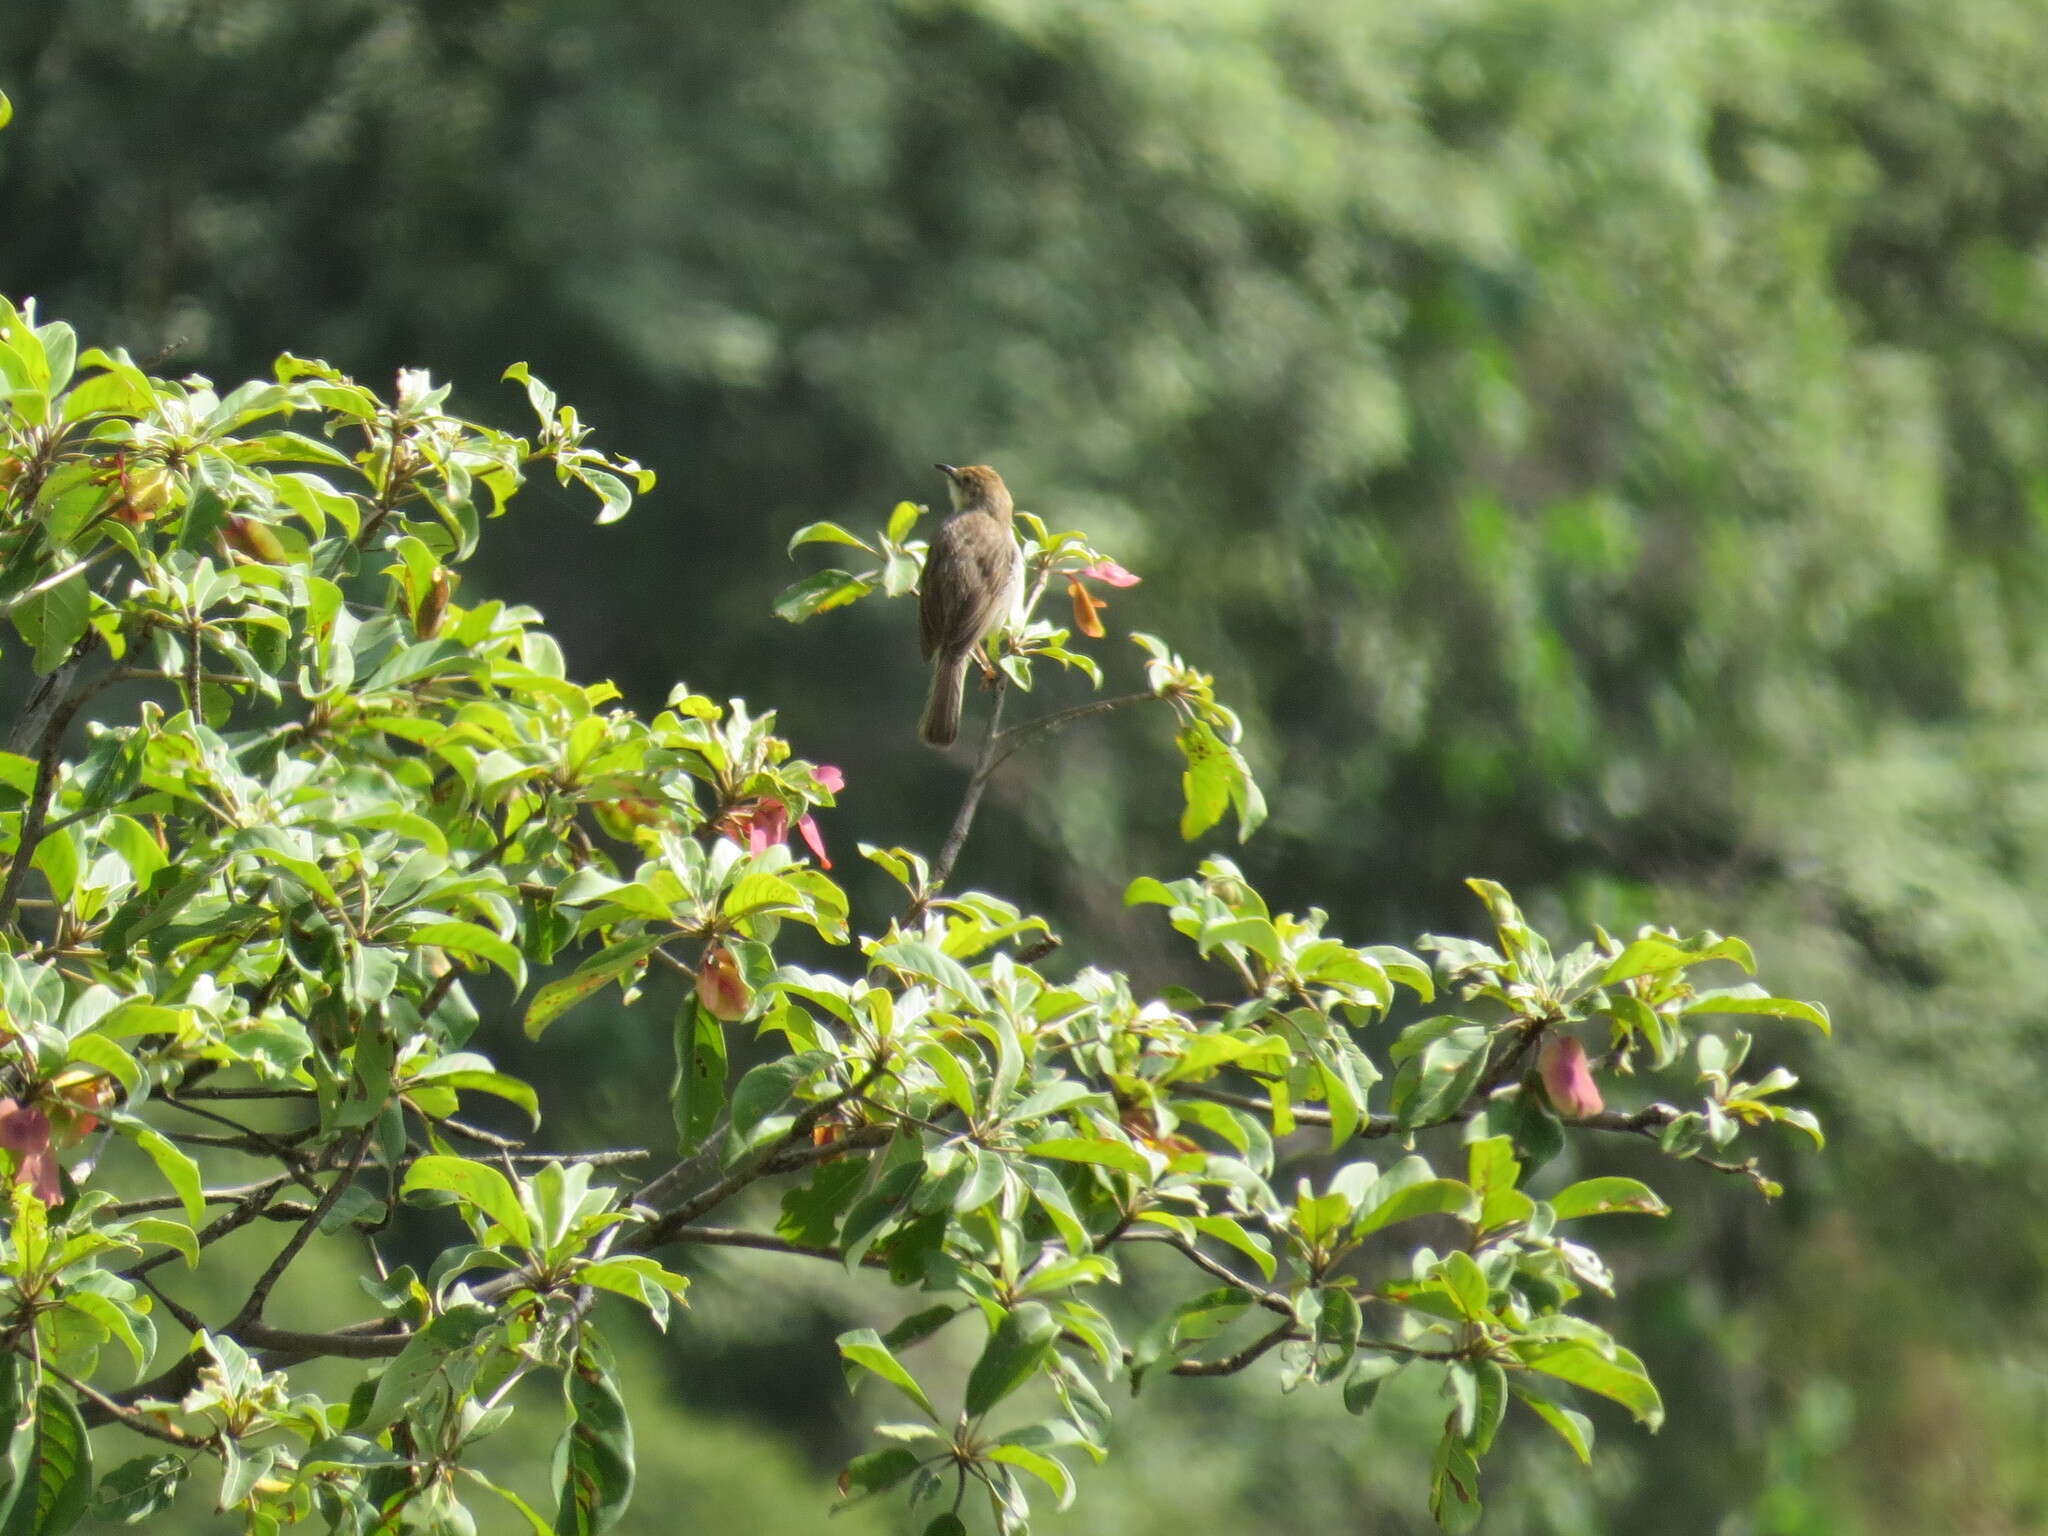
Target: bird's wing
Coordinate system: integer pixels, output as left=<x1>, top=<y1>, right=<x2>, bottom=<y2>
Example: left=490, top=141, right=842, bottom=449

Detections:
left=920, top=513, right=1018, bottom=660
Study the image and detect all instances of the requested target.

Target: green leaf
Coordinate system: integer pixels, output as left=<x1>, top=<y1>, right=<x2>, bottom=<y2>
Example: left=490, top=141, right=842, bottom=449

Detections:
left=1, top=1386, right=92, bottom=1536
left=1548, top=1177, right=1668, bottom=1221
left=403, top=1156, right=534, bottom=1248
left=884, top=500, right=922, bottom=543
left=524, top=935, right=664, bottom=1037
left=1429, top=1431, right=1483, bottom=1534
left=1437, top=1251, right=1492, bottom=1320
left=964, top=1303, right=1059, bottom=1420
left=1391, top=1025, right=1490, bottom=1129
left=1026, top=1137, right=1151, bottom=1179
left=90, top=1453, right=186, bottom=1524
left=1123, top=876, right=1180, bottom=908
left=786, top=521, right=878, bottom=557
left=555, top=1334, right=635, bottom=1534
left=29, top=573, right=88, bottom=676
left=834, top=1447, right=920, bottom=1504
left=1466, top=1359, right=1507, bottom=1453
left=836, top=1329, right=940, bottom=1422
left=1681, top=986, right=1830, bottom=1034
left=460, top=1468, right=554, bottom=1535
left=410, top=1062, right=541, bottom=1127
left=124, top=1218, right=199, bottom=1269
left=411, top=920, right=528, bottom=988
left=1342, top=1354, right=1404, bottom=1414
left=1511, top=1383, right=1595, bottom=1464
left=868, top=939, right=982, bottom=1007
left=986, top=1442, right=1075, bottom=1509
left=671, top=1003, right=727, bottom=1155
left=355, top=1304, right=495, bottom=1434
left=1355, top=1178, right=1478, bottom=1237
left=113, top=1118, right=204, bottom=1226
left=1516, top=1341, right=1665, bottom=1428
left=1599, top=934, right=1754, bottom=986
left=774, top=568, right=876, bottom=623
left=1175, top=724, right=1231, bottom=840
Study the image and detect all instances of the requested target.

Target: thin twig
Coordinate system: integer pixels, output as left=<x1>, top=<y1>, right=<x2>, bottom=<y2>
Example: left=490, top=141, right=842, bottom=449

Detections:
left=984, top=691, right=1153, bottom=774
left=1184, top=1083, right=1686, bottom=1147
left=929, top=681, right=1010, bottom=891
left=1152, top=1231, right=1293, bottom=1317
left=36, top=1355, right=208, bottom=1449
left=1166, top=1321, right=1300, bottom=1378
left=133, top=1273, right=208, bottom=1335
left=241, top=1321, right=413, bottom=1362
left=102, top=1173, right=299, bottom=1219
left=121, top=1176, right=287, bottom=1281
left=226, top=1127, right=376, bottom=1332
left=438, top=1116, right=523, bottom=1152
left=0, top=667, right=96, bottom=930
left=636, top=1062, right=891, bottom=1244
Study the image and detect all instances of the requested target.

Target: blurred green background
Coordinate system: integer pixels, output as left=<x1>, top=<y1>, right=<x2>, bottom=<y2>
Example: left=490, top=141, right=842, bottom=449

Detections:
left=9, top=0, right=2048, bottom=1529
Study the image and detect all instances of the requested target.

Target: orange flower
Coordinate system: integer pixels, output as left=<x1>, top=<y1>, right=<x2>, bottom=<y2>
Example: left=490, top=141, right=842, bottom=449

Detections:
left=1066, top=577, right=1109, bottom=638
left=50, top=1070, right=115, bottom=1141
left=1063, top=561, right=1138, bottom=640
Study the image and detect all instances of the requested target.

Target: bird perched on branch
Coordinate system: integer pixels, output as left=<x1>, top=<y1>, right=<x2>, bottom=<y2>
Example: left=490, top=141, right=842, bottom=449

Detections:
left=919, top=463, right=1023, bottom=747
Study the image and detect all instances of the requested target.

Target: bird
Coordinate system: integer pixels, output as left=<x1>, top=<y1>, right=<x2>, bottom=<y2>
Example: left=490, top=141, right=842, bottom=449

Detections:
left=918, top=463, right=1024, bottom=747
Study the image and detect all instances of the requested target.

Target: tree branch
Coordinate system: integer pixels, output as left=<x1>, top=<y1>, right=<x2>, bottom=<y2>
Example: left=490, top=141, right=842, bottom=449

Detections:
left=240, top=1321, right=413, bottom=1362
left=37, top=1355, right=210, bottom=1449
left=635, top=1065, right=892, bottom=1245
left=984, top=691, right=1153, bottom=774
left=1183, top=1084, right=1685, bottom=1145
left=1167, top=1321, right=1299, bottom=1377
left=0, top=659, right=98, bottom=930
left=928, top=678, right=1010, bottom=891
left=226, top=1128, right=375, bottom=1332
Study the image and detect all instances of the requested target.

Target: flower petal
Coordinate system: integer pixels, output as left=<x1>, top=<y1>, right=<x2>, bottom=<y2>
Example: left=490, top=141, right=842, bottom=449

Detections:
left=796, top=813, right=833, bottom=869
left=0, top=1103, right=50, bottom=1155
left=1076, top=559, right=1140, bottom=587
left=18, top=1149, right=60, bottom=1206
left=1067, top=576, right=1108, bottom=639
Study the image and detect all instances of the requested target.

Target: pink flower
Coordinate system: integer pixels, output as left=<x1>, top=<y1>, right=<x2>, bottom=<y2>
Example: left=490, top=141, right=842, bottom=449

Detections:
left=0, top=1100, right=60, bottom=1204
left=1539, top=1035, right=1604, bottom=1119
left=715, top=766, right=844, bottom=870
left=718, top=798, right=790, bottom=856
left=1075, top=560, right=1141, bottom=588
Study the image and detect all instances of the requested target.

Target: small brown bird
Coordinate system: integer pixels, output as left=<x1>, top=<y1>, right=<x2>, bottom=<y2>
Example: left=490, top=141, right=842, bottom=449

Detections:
left=919, top=463, right=1024, bottom=747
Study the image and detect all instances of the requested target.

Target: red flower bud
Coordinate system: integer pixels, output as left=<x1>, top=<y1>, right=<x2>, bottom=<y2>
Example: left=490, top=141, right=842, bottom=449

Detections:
left=696, top=943, right=752, bottom=1022
left=223, top=514, right=288, bottom=563
left=1539, top=1035, right=1604, bottom=1119
left=415, top=567, right=453, bottom=638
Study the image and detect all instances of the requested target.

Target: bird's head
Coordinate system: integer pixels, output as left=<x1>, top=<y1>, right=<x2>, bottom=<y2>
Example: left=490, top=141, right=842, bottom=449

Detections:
left=935, top=463, right=1013, bottom=518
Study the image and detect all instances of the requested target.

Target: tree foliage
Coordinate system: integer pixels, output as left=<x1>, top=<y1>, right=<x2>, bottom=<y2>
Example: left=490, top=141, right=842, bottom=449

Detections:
left=0, top=298, right=1827, bottom=1532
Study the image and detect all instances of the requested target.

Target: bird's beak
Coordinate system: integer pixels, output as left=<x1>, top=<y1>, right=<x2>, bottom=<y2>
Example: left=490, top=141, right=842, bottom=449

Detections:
left=934, top=463, right=958, bottom=478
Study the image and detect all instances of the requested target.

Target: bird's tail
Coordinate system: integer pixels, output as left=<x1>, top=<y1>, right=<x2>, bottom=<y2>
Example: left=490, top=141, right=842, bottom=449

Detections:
left=921, top=653, right=969, bottom=747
